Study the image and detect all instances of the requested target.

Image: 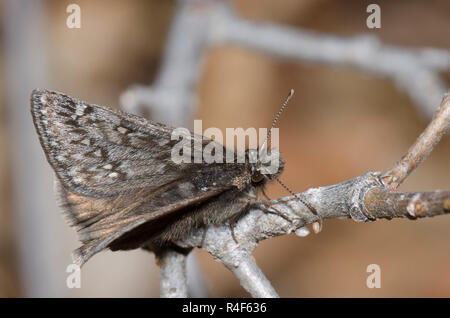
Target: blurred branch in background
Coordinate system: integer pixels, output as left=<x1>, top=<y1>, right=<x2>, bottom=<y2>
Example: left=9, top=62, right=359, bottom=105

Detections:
left=3, top=0, right=69, bottom=297
left=121, top=0, right=449, bottom=120
left=120, top=0, right=209, bottom=127
left=124, top=0, right=450, bottom=297
left=208, top=1, right=449, bottom=118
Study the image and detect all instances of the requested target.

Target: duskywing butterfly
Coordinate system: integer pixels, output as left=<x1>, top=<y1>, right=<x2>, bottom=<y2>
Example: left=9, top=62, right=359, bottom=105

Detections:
left=31, top=89, right=314, bottom=266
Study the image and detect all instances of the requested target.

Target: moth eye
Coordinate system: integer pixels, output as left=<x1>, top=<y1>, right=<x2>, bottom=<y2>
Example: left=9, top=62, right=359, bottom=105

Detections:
left=251, top=172, right=264, bottom=183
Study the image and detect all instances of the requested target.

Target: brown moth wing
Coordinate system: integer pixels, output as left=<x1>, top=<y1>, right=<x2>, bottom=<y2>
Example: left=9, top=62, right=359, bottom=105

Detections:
left=31, top=89, right=186, bottom=198
left=31, top=89, right=252, bottom=265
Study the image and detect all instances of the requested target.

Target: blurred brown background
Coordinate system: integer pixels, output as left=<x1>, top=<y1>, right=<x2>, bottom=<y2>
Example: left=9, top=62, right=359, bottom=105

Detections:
left=0, top=0, right=449, bottom=297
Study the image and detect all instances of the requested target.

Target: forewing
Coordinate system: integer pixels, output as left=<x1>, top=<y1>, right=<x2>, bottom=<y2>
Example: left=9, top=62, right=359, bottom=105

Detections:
left=31, top=89, right=187, bottom=197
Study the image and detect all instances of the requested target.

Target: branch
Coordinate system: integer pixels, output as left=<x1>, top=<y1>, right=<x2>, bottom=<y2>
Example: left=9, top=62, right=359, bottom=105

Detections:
left=177, top=172, right=450, bottom=297
left=159, top=249, right=188, bottom=298
left=223, top=253, right=279, bottom=298
left=175, top=174, right=449, bottom=297
left=364, top=187, right=450, bottom=219
left=177, top=172, right=450, bottom=245
left=382, top=93, right=450, bottom=189
left=174, top=94, right=450, bottom=297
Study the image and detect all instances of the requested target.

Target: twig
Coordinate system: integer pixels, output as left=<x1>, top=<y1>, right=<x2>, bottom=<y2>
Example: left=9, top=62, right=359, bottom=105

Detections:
left=382, top=93, right=450, bottom=190
left=364, top=187, right=450, bottom=219
left=224, top=253, right=279, bottom=298
left=159, top=249, right=188, bottom=298
left=3, top=0, right=70, bottom=296
left=178, top=172, right=450, bottom=249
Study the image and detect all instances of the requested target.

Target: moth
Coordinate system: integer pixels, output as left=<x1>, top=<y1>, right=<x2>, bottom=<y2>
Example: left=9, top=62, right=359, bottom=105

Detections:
left=31, top=89, right=314, bottom=266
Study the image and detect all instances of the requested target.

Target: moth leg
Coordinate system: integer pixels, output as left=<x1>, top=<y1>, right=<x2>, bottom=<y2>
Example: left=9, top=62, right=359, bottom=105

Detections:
left=244, top=191, right=294, bottom=224
left=261, top=186, right=271, bottom=201
left=229, top=218, right=239, bottom=244
left=258, top=201, right=293, bottom=224
left=266, top=197, right=323, bottom=233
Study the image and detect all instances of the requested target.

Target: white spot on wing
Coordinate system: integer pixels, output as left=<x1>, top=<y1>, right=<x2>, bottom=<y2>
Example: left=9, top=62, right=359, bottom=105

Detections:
left=102, top=164, right=113, bottom=170
left=108, top=172, right=119, bottom=178
left=117, top=127, right=128, bottom=134
left=93, top=149, right=102, bottom=157
left=75, top=104, right=87, bottom=116
left=73, top=176, right=84, bottom=183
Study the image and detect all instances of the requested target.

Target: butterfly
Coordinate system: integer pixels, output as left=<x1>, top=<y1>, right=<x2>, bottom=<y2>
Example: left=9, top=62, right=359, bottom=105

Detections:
left=31, top=89, right=312, bottom=266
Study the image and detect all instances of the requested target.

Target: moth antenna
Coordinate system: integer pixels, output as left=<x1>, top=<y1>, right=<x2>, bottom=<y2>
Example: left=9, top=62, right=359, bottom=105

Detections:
left=260, top=89, right=294, bottom=152
left=275, top=177, right=296, bottom=197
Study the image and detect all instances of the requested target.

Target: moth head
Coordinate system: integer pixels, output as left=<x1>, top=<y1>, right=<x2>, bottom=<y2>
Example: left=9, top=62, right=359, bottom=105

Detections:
left=246, top=148, right=285, bottom=184
left=247, top=89, right=293, bottom=185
